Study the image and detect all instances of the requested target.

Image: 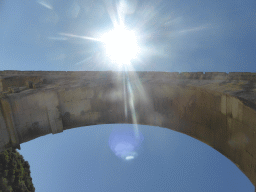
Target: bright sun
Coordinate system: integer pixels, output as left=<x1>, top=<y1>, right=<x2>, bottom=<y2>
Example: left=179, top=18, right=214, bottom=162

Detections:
left=101, top=26, right=140, bottom=65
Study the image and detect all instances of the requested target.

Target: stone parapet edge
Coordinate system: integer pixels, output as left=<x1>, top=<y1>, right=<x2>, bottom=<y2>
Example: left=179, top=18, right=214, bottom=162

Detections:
left=0, top=71, right=256, bottom=81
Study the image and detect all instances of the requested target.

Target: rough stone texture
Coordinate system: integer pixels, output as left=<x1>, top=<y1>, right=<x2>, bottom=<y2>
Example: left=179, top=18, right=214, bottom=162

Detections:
left=0, top=70, right=256, bottom=189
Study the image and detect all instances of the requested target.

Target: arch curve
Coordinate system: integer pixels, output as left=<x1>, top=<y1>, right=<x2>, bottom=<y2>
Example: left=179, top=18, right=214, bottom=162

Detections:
left=0, top=71, right=255, bottom=188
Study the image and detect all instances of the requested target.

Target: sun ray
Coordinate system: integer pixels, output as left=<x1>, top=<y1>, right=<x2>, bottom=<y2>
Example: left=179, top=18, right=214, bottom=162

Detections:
left=178, top=26, right=207, bottom=34
left=123, top=71, right=128, bottom=120
left=48, top=36, right=68, bottom=41
left=74, top=56, right=93, bottom=66
left=37, top=0, right=53, bottom=10
left=59, top=33, right=101, bottom=42
left=122, top=66, right=148, bottom=141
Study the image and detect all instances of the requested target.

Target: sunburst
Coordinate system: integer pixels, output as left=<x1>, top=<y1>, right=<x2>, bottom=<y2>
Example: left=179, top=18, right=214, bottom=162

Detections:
left=100, top=25, right=140, bottom=67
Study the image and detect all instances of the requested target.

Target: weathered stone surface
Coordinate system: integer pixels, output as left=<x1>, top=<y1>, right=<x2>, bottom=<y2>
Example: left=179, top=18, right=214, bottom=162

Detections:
left=8, top=86, right=20, bottom=93
left=0, top=70, right=255, bottom=188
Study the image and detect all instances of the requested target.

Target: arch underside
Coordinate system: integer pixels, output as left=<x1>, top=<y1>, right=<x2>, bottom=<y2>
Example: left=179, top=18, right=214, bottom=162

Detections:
left=0, top=72, right=255, bottom=188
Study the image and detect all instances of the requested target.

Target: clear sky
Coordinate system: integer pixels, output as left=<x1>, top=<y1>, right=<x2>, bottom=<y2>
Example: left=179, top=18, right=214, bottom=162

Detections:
left=0, top=0, right=255, bottom=191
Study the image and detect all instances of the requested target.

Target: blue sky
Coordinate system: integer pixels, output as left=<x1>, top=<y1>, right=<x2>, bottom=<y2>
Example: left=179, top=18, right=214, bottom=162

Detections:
left=18, top=124, right=254, bottom=191
left=0, top=0, right=255, bottom=191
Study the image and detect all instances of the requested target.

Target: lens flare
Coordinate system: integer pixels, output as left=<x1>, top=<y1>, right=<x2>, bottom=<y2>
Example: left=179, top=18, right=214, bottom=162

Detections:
left=126, top=156, right=135, bottom=160
left=108, top=126, right=144, bottom=161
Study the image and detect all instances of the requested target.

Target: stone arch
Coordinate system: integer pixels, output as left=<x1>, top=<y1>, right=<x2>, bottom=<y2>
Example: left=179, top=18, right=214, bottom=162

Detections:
left=0, top=71, right=255, bottom=189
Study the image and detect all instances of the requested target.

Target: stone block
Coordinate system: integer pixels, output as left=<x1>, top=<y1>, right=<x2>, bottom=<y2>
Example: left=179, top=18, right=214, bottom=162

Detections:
left=147, top=112, right=165, bottom=127
left=237, top=99, right=243, bottom=122
left=0, top=78, right=3, bottom=92
left=12, top=99, right=23, bottom=114
left=36, top=92, right=48, bottom=108
left=186, top=103, right=201, bottom=124
left=62, top=99, right=91, bottom=117
left=207, top=93, right=222, bottom=112
left=231, top=97, right=239, bottom=119
left=20, top=97, right=30, bottom=111
left=221, top=94, right=226, bottom=115
left=165, top=72, right=179, bottom=79
left=192, top=72, right=204, bottom=79
left=79, top=88, right=94, bottom=99
left=173, top=99, right=186, bottom=119
left=90, top=98, right=106, bottom=112
left=0, top=98, right=20, bottom=146
left=8, top=86, right=20, bottom=93
left=49, top=119, right=57, bottom=134
left=243, top=125, right=256, bottom=162
left=227, top=118, right=249, bottom=150
left=55, top=119, right=63, bottom=133
left=30, top=108, right=48, bottom=123
left=228, top=72, right=253, bottom=80
left=59, top=89, right=77, bottom=102
left=89, top=112, right=100, bottom=122
left=19, top=86, right=27, bottom=91
left=211, top=111, right=227, bottom=139
left=18, top=109, right=31, bottom=128
left=153, top=97, right=173, bottom=114
left=226, top=95, right=232, bottom=118
left=33, top=82, right=41, bottom=89
left=226, top=97, right=244, bottom=123
left=197, top=90, right=210, bottom=109
left=204, top=72, right=227, bottom=80
left=153, top=84, right=179, bottom=99
left=239, top=149, right=254, bottom=181
left=179, top=72, right=191, bottom=79
left=0, top=108, right=10, bottom=145
left=47, top=109, right=60, bottom=120
left=242, top=105, right=256, bottom=131
left=43, top=91, right=59, bottom=107
left=27, top=93, right=41, bottom=107
left=0, top=92, right=8, bottom=99
left=193, top=122, right=215, bottom=147
left=39, top=78, right=47, bottom=84
left=26, top=81, right=33, bottom=88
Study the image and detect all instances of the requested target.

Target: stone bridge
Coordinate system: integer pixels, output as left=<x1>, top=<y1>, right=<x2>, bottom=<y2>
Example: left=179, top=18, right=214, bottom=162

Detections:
left=0, top=70, right=255, bottom=189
